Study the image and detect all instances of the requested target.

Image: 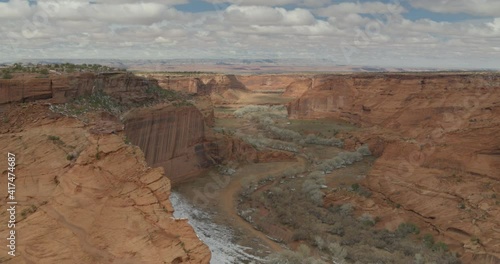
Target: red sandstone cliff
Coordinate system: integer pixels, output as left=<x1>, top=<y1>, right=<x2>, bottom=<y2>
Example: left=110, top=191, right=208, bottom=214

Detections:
left=288, top=73, right=500, bottom=262
left=0, top=104, right=211, bottom=263
left=0, top=72, right=158, bottom=111
left=123, top=104, right=213, bottom=185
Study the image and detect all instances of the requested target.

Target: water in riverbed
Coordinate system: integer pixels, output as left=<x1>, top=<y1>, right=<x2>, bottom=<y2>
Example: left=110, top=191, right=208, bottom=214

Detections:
left=170, top=192, right=263, bottom=264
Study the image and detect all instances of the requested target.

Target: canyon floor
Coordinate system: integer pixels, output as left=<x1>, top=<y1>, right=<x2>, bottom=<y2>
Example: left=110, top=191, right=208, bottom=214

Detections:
left=173, top=90, right=465, bottom=264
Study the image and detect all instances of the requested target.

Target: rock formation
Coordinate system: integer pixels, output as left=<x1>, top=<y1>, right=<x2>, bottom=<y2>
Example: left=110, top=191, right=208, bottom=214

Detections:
left=0, top=72, right=158, bottom=112
left=0, top=104, right=210, bottom=263
left=124, top=104, right=213, bottom=185
left=288, top=73, right=500, bottom=262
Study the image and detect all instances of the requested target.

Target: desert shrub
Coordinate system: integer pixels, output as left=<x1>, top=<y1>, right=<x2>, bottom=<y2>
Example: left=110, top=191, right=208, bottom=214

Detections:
left=2, top=71, right=13, bottom=79
left=339, top=203, right=354, bottom=216
left=326, top=242, right=348, bottom=263
left=267, top=125, right=301, bottom=141
left=396, top=222, right=420, bottom=238
left=338, top=151, right=363, bottom=165
left=304, top=134, right=344, bottom=147
left=328, top=224, right=345, bottom=237
left=66, top=152, right=78, bottom=161
left=414, top=253, right=425, bottom=264
left=270, top=187, right=283, bottom=196
left=281, top=167, right=303, bottom=177
left=358, top=213, right=376, bottom=226
left=145, top=85, right=180, bottom=100
left=317, top=146, right=372, bottom=173
left=266, top=245, right=327, bottom=264
left=433, top=242, right=449, bottom=252
left=350, top=183, right=372, bottom=198
left=50, top=89, right=122, bottom=116
left=48, top=135, right=65, bottom=145
left=259, top=116, right=275, bottom=126
left=48, top=135, right=60, bottom=141
left=308, top=171, right=324, bottom=179
left=292, top=229, right=310, bottom=241
left=357, top=145, right=372, bottom=156
left=234, top=105, right=287, bottom=119
left=313, top=236, right=326, bottom=250
left=238, top=133, right=299, bottom=153
left=302, top=177, right=326, bottom=206
left=423, top=234, right=435, bottom=248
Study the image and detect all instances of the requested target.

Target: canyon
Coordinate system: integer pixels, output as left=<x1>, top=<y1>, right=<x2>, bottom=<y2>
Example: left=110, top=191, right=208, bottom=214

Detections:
left=0, top=71, right=499, bottom=263
left=148, top=72, right=499, bottom=263
left=0, top=73, right=212, bottom=263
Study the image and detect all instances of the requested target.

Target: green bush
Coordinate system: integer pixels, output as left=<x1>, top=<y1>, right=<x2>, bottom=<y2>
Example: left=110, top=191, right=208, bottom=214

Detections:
left=433, top=242, right=449, bottom=252
left=2, top=71, right=13, bottom=79
left=396, top=222, right=420, bottom=237
left=233, top=105, right=287, bottom=119
left=267, top=125, right=301, bottom=141
left=48, top=135, right=60, bottom=141
left=302, top=177, right=325, bottom=206
left=423, top=234, right=435, bottom=248
left=317, top=149, right=365, bottom=173
left=357, top=145, right=372, bottom=156
left=358, top=213, right=376, bottom=226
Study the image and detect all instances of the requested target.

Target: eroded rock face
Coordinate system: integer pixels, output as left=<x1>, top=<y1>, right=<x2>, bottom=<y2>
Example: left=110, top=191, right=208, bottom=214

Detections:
left=288, top=73, right=500, bottom=262
left=0, top=73, right=157, bottom=111
left=124, top=105, right=212, bottom=185
left=235, top=75, right=302, bottom=92
left=0, top=105, right=210, bottom=263
left=147, top=74, right=246, bottom=95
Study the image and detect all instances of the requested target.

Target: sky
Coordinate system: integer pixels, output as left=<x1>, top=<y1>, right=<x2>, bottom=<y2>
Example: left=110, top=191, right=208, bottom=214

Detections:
left=0, top=0, right=499, bottom=69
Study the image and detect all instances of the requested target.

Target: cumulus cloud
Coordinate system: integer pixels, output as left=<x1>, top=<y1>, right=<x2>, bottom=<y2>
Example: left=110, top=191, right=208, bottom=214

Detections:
left=204, top=0, right=330, bottom=8
left=224, top=5, right=316, bottom=26
left=316, top=2, right=407, bottom=17
left=408, top=0, right=500, bottom=17
left=0, top=0, right=498, bottom=68
left=0, top=0, right=33, bottom=19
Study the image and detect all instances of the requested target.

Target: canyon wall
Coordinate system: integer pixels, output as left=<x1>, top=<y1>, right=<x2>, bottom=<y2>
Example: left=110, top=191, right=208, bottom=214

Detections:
left=0, top=104, right=210, bottom=263
left=145, top=74, right=305, bottom=95
left=0, top=72, right=157, bottom=111
left=235, top=75, right=303, bottom=92
left=123, top=104, right=213, bottom=185
left=288, top=73, right=500, bottom=262
left=147, top=74, right=246, bottom=95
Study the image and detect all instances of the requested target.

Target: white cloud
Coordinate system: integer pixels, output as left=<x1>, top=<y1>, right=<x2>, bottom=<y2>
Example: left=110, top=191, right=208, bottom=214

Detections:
left=0, top=0, right=33, bottom=19
left=0, top=0, right=498, bottom=69
left=316, top=2, right=407, bottom=17
left=204, top=0, right=330, bottom=8
left=408, top=0, right=500, bottom=17
left=224, top=5, right=316, bottom=26
left=487, top=18, right=500, bottom=31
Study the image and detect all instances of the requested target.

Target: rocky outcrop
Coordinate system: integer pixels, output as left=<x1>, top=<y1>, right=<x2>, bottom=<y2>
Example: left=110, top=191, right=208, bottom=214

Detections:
left=147, top=74, right=246, bottom=96
left=211, top=136, right=296, bottom=164
left=235, top=75, right=301, bottom=92
left=123, top=104, right=213, bottom=185
left=0, top=104, right=211, bottom=263
left=289, top=73, right=500, bottom=262
left=0, top=73, right=157, bottom=112
left=282, top=77, right=312, bottom=98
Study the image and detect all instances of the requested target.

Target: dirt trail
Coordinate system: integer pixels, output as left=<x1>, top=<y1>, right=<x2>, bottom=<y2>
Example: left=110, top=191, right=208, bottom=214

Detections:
left=217, top=156, right=308, bottom=252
